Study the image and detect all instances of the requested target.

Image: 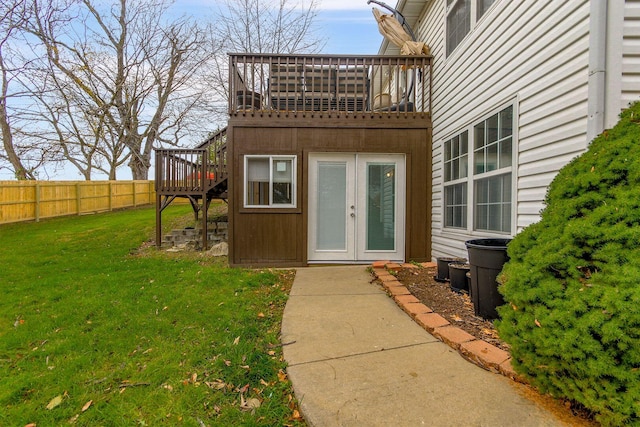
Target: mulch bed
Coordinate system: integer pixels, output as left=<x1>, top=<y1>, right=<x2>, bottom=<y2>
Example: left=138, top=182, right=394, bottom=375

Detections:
left=394, top=265, right=509, bottom=351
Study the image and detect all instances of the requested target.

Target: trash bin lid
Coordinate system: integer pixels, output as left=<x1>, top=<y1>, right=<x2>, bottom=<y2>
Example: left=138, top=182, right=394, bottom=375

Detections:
left=465, top=238, right=511, bottom=250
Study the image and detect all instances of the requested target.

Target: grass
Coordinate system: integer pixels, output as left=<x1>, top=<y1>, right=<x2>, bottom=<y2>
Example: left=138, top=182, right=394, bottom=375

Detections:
left=0, top=205, right=304, bottom=426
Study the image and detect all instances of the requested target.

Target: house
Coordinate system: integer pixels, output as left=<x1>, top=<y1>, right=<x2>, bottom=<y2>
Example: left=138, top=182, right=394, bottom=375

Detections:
left=382, top=0, right=640, bottom=261
left=155, top=0, right=640, bottom=267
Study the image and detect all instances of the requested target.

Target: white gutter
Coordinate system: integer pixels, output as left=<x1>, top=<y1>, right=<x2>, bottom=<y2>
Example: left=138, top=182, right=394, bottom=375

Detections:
left=586, top=0, right=607, bottom=143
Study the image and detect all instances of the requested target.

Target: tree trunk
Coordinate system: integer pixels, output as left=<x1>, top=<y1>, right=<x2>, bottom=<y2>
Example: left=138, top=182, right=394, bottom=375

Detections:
left=128, top=155, right=149, bottom=180
left=1, top=47, right=32, bottom=180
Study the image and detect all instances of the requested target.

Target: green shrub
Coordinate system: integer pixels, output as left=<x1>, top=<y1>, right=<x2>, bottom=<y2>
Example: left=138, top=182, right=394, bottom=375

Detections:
left=496, top=102, right=640, bottom=426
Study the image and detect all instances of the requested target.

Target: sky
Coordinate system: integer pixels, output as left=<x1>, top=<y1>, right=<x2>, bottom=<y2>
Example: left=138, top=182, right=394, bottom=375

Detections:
left=178, top=0, right=386, bottom=54
left=0, top=0, right=388, bottom=181
left=306, top=1, right=385, bottom=54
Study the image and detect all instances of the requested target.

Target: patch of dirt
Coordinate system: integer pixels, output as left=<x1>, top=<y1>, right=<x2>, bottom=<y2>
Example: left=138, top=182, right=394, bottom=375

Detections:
left=394, top=265, right=509, bottom=351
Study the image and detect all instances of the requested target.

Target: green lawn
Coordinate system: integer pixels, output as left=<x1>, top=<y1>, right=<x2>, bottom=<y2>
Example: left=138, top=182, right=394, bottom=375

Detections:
left=0, top=205, right=303, bottom=426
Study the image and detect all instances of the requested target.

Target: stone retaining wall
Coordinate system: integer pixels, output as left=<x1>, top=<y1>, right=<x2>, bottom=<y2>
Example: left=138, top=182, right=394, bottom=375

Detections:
left=162, top=222, right=228, bottom=249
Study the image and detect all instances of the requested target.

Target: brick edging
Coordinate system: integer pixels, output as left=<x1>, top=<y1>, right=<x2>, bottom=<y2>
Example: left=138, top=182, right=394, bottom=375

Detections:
left=371, top=261, right=521, bottom=382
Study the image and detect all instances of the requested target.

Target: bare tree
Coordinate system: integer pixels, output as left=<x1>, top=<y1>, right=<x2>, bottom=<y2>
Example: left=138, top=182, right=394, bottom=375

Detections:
left=209, top=0, right=325, bottom=103
left=24, top=0, right=220, bottom=180
left=216, top=0, right=324, bottom=53
left=0, top=0, right=42, bottom=179
left=1, top=0, right=325, bottom=180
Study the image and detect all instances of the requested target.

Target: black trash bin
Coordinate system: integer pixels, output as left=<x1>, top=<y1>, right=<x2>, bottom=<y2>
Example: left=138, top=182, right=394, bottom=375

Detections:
left=465, top=238, right=512, bottom=319
left=435, top=256, right=466, bottom=282
left=448, top=263, right=470, bottom=293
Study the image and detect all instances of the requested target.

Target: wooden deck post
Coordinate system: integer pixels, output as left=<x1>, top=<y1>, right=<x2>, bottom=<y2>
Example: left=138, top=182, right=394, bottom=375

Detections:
left=156, top=193, right=162, bottom=248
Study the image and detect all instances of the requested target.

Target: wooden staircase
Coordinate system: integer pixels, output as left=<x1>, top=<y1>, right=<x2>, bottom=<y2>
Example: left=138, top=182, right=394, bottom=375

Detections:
left=155, top=128, right=228, bottom=250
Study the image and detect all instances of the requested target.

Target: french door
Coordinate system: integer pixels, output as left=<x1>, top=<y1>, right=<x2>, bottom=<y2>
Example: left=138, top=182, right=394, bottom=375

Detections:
left=308, top=153, right=406, bottom=262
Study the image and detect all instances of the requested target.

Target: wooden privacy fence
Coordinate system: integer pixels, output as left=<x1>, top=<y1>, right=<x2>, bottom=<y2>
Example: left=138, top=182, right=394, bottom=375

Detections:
left=0, top=181, right=156, bottom=224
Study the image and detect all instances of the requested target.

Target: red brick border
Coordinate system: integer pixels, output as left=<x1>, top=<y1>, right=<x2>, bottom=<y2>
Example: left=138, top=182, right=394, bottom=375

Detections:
left=371, top=262, right=522, bottom=382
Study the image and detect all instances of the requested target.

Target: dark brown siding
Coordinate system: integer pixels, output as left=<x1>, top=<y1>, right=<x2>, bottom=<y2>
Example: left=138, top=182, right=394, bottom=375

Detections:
left=228, top=116, right=432, bottom=267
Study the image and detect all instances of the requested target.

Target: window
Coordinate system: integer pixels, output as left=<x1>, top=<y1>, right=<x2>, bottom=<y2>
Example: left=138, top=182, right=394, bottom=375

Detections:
left=443, top=104, right=514, bottom=234
left=477, top=0, right=495, bottom=20
left=446, top=0, right=496, bottom=56
left=473, top=105, right=512, bottom=232
left=244, top=155, right=296, bottom=208
left=446, top=0, right=470, bottom=56
left=443, top=131, right=469, bottom=229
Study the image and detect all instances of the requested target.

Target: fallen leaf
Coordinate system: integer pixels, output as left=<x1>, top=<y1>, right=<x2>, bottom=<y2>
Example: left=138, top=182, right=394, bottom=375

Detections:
left=46, top=395, right=63, bottom=410
left=291, top=409, right=303, bottom=420
left=233, top=336, right=240, bottom=345
left=25, top=424, right=37, bottom=427
left=535, top=319, right=542, bottom=328
left=162, top=383, right=174, bottom=391
left=257, top=312, right=265, bottom=318
left=260, top=379, right=270, bottom=387
left=240, top=395, right=261, bottom=412
left=81, top=400, right=92, bottom=412
left=205, top=380, right=226, bottom=390
left=238, top=383, right=250, bottom=393
left=224, top=360, right=232, bottom=367
left=241, top=365, right=250, bottom=370
left=452, top=314, right=463, bottom=322
left=278, top=370, right=288, bottom=382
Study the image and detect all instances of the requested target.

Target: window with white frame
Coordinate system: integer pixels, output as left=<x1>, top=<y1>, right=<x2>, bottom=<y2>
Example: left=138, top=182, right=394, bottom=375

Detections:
left=443, top=131, right=469, bottom=229
left=446, top=0, right=496, bottom=56
left=473, top=106, right=512, bottom=232
left=446, top=0, right=470, bottom=56
left=477, top=0, right=496, bottom=19
left=244, top=155, right=296, bottom=208
left=443, top=104, right=514, bottom=233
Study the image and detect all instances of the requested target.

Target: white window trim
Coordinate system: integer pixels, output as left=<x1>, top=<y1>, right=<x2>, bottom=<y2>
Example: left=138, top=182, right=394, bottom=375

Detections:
left=443, top=131, right=469, bottom=230
left=445, top=0, right=471, bottom=57
left=445, top=0, right=498, bottom=58
left=442, top=101, right=517, bottom=236
left=244, top=155, right=297, bottom=208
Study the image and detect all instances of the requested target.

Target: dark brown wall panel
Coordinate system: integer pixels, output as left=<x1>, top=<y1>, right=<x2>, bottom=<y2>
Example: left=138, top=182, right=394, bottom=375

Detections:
left=228, top=116, right=432, bottom=267
left=232, top=213, right=302, bottom=264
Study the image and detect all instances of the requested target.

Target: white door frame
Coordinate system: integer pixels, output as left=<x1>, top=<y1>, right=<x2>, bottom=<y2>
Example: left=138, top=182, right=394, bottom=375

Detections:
left=307, top=153, right=406, bottom=263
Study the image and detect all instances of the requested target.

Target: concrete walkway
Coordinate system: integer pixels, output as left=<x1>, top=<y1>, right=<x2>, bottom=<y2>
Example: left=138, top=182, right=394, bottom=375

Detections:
left=281, top=266, right=565, bottom=427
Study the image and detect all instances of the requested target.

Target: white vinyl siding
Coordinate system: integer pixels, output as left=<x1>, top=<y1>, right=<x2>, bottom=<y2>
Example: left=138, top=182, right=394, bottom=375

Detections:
left=413, top=0, right=591, bottom=259
left=622, top=0, right=640, bottom=109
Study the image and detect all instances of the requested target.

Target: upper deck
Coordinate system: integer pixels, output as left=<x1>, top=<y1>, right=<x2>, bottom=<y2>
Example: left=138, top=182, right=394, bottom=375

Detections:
left=229, top=53, right=432, bottom=121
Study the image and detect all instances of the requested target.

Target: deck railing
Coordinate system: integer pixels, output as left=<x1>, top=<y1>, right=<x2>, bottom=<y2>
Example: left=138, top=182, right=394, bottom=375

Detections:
left=229, top=54, right=432, bottom=117
left=155, top=128, right=227, bottom=195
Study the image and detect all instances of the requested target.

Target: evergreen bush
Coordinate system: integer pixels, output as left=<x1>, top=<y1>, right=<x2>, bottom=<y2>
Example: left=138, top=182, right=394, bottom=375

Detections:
left=496, top=102, right=640, bottom=426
